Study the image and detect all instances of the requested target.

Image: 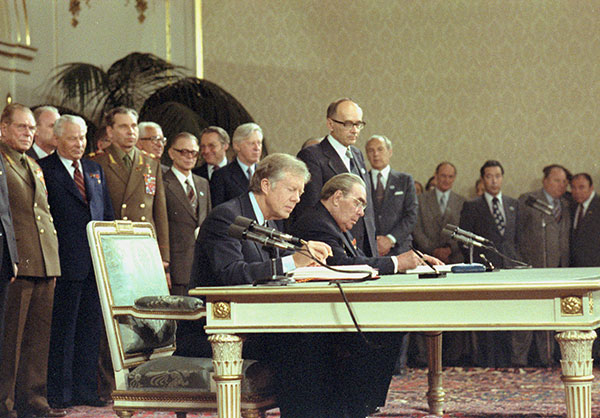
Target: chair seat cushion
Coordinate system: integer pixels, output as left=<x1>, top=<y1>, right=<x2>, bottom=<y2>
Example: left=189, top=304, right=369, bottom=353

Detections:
left=127, top=356, right=272, bottom=394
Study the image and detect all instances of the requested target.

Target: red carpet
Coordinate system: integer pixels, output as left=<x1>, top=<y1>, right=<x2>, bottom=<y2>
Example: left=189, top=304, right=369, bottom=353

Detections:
left=64, top=367, right=600, bottom=417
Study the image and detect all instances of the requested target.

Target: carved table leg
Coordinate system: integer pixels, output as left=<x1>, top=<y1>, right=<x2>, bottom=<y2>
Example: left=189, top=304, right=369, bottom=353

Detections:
left=555, top=330, right=596, bottom=418
left=426, top=331, right=445, bottom=416
left=209, top=334, right=244, bottom=418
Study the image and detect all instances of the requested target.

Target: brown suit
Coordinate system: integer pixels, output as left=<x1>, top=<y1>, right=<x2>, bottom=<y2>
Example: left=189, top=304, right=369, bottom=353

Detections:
left=163, top=169, right=210, bottom=295
left=91, top=144, right=169, bottom=261
left=0, top=143, right=60, bottom=417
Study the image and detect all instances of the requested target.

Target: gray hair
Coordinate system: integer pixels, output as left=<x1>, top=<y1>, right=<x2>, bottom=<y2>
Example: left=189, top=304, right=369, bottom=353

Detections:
left=232, top=122, right=263, bottom=145
left=200, top=126, right=230, bottom=146
left=248, top=153, right=310, bottom=193
left=138, top=121, right=163, bottom=137
left=53, top=114, right=87, bottom=137
left=367, top=135, right=392, bottom=150
left=33, top=106, right=60, bottom=124
left=321, top=173, right=365, bottom=201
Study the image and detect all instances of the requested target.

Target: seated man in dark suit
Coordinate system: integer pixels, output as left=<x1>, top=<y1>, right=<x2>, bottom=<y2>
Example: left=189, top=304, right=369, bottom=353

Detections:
left=209, top=122, right=262, bottom=207
left=290, top=173, right=441, bottom=416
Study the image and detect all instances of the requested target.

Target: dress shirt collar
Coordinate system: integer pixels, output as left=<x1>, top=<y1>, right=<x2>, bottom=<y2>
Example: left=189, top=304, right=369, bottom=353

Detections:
left=112, top=145, right=135, bottom=162
left=484, top=191, right=504, bottom=215
left=248, top=192, right=266, bottom=225
left=581, top=191, right=596, bottom=213
left=371, top=165, right=390, bottom=187
left=326, top=134, right=352, bottom=168
left=171, top=166, right=195, bottom=191
left=32, top=142, right=50, bottom=159
left=57, top=152, right=81, bottom=178
left=208, top=157, right=228, bottom=179
left=435, top=188, right=450, bottom=202
left=542, top=189, right=558, bottom=206
left=236, top=158, right=255, bottom=178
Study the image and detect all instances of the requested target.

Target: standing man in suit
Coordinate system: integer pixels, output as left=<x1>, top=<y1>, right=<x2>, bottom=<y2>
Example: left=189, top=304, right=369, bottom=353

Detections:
left=295, top=98, right=377, bottom=257
left=570, top=173, right=600, bottom=267
left=39, top=115, right=114, bottom=408
left=91, top=107, right=169, bottom=269
left=459, top=160, right=520, bottom=367
left=513, top=164, right=570, bottom=367
left=0, top=104, right=65, bottom=418
left=192, top=126, right=230, bottom=181
left=414, top=162, right=466, bottom=264
left=0, top=148, right=18, bottom=361
left=164, top=132, right=210, bottom=296
left=209, top=123, right=262, bottom=207
left=365, top=135, right=417, bottom=255
left=26, top=106, right=60, bottom=160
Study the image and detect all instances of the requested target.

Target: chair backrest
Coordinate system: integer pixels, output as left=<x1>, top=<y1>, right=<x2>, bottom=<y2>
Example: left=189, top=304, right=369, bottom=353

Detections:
left=87, top=220, right=176, bottom=387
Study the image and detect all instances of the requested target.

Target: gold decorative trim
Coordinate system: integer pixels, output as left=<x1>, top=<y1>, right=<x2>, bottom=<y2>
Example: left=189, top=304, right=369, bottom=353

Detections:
left=561, top=296, right=583, bottom=316
left=194, top=0, right=203, bottom=78
left=212, top=301, right=231, bottom=319
left=21, top=0, right=30, bottom=45
left=0, top=66, right=29, bottom=74
left=589, top=292, right=593, bottom=314
left=0, top=40, right=37, bottom=51
left=0, top=49, right=33, bottom=61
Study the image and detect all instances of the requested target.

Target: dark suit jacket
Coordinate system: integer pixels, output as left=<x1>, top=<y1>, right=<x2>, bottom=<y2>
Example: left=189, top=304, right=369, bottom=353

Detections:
left=294, top=137, right=377, bottom=256
left=570, top=194, right=600, bottom=267
left=91, top=144, right=169, bottom=261
left=38, top=153, right=114, bottom=280
left=164, top=169, right=211, bottom=286
left=371, top=169, right=417, bottom=254
left=291, top=202, right=395, bottom=274
left=191, top=163, right=209, bottom=181
left=517, top=189, right=570, bottom=268
left=459, top=194, right=520, bottom=268
left=209, top=160, right=249, bottom=207
left=25, top=146, right=42, bottom=160
left=190, top=193, right=290, bottom=287
left=0, top=156, right=18, bottom=281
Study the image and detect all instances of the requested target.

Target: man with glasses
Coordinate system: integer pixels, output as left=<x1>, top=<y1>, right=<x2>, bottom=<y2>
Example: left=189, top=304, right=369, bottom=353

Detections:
left=192, top=126, right=230, bottom=181
left=163, top=132, right=210, bottom=296
left=294, top=98, right=378, bottom=257
left=290, top=173, right=441, bottom=417
left=137, top=121, right=168, bottom=171
left=0, top=104, right=65, bottom=418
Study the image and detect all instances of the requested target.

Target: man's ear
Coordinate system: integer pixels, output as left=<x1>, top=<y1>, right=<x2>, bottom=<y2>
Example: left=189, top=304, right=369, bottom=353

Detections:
left=332, top=190, right=344, bottom=206
left=260, top=177, right=270, bottom=194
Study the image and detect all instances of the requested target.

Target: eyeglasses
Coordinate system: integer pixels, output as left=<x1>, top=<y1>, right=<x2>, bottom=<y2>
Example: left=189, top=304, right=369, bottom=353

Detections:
left=11, top=122, right=36, bottom=133
left=349, top=195, right=367, bottom=211
left=140, top=135, right=167, bottom=145
left=172, top=148, right=200, bottom=158
left=330, top=118, right=366, bottom=130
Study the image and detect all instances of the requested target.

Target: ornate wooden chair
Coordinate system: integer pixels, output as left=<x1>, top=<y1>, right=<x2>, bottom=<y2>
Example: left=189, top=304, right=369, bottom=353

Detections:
left=87, top=220, right=276, bottom=418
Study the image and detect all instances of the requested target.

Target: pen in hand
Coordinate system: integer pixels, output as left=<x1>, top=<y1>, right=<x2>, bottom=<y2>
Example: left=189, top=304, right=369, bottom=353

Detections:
left=410, top=246, right=440, bottom=274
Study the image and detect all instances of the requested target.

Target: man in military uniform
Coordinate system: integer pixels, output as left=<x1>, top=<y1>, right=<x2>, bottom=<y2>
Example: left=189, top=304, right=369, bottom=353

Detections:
left=91, top=107, right=169, bottom=268
left=0, top=104, right=64, bottom=418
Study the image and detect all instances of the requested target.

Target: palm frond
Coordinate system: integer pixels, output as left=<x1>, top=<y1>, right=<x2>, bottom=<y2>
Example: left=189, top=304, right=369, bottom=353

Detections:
left=49, top=63, right=108, bottom=113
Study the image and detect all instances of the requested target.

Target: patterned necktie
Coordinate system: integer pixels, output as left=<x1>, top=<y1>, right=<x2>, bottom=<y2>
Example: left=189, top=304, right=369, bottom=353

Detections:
left=492, top=197, right=505, bottom=236
left=72, top=161, right=87, bottom=203
left=246, top=166, right=253, bottom=180
left=345, top=148, right=359, bottom=175
left=439, top=194, right=446, bottom=214
left=186, top=179, right=197, bottom=211
left=553, top=199, right=561, bottom=222
left=375, top=172, right=385, bottom=207
left=575, top=204, right=584, bottom=229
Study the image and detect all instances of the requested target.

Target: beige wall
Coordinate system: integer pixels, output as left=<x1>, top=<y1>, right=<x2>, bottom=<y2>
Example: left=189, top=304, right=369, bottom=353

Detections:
left=202, top=0, right=600, bottom=198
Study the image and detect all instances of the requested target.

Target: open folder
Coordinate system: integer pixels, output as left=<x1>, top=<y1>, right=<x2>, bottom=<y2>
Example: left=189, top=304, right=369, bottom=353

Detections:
left=288, top=265, right=379, bottom=282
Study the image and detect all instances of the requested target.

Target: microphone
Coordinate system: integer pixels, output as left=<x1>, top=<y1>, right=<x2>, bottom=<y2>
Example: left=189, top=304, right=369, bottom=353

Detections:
left=444, top=224, right=492, bottom=244
left=228, top=224, right=298, bottom=251
left=234, top=216, right=304, bottom=248
left=524, top=195, right=553, bottom=216
left=441, top=227, right=485, bottom=248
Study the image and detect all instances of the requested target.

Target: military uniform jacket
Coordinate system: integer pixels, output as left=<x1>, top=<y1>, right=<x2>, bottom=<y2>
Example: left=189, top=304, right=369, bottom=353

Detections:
left=0, top=142, right=60, bottom=277
left=91, top=143, right=169, bottom=261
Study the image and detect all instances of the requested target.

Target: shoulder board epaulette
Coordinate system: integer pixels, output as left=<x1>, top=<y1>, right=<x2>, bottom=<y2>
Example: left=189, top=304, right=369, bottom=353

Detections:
left=140, top=149, right=159, bottom=160
left=88, top=152, right=97, bottom=158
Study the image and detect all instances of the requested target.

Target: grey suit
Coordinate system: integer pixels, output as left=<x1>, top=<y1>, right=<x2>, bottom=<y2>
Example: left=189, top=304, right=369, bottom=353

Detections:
left=413, top=189, right=466, bottom=264
left=512, top=189, right=570, bottom=367
left=371, top=169, right=417, bottom=255
left=163, top=169, right=211, bottom=295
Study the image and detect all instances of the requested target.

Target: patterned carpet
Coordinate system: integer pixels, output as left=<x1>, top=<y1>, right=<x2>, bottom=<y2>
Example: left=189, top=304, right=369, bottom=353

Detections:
left=64, top=367, right=600, bottom=417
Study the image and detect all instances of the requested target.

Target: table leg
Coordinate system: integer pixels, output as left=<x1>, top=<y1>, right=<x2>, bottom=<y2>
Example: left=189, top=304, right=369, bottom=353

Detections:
left=426, top=331, right=445, bottom=416
left=555, top=330, right=597, bottom=418
left=209, top=334, right=243, bottom=418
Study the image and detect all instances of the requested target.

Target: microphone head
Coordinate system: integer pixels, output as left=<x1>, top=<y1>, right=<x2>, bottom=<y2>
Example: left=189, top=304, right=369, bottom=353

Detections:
left=444, top=223, right=458, bottom=231
left=227, top=224, right=247, bottom=240
left=234, top=216, right=254, bottom=228
left=441, top=227, right=454, bottom=239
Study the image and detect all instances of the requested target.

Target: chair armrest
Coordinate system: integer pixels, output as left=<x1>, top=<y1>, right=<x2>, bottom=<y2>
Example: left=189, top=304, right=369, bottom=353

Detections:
left=111, top=296, right=206, bottom=321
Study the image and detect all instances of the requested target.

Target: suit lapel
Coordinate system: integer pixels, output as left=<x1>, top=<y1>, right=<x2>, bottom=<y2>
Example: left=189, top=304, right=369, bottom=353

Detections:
left=239, top=194, right=270, bottom=261
left=321, top=140, right=348, bottom=175
left=53, top=154, right=88, bottom=205
left=193, top=175, right=206, bottom=219
left=342, top=231, right=358, bottom=257
left=165, top=170, right=197, bottom=219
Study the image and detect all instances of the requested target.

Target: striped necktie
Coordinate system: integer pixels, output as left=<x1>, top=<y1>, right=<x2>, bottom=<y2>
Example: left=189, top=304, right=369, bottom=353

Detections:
left=72, top=161, right=87, bottom=203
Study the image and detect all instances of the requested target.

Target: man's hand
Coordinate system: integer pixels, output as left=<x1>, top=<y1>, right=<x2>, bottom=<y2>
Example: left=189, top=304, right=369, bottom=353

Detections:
left=376, top=235, right=394, bottom=256
left=395, top=251, right=445, bottom=271
left=432, top=247, right=451, bottom=263
left=423, top=254, right=444, bottom=266
left=292, top=240, right=332, bottom=268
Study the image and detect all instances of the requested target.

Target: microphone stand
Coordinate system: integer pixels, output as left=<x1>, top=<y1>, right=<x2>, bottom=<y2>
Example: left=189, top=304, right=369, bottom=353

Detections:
left=254, top=254, right=296, bottom=286
left=541, top=217, right=547, bottom=269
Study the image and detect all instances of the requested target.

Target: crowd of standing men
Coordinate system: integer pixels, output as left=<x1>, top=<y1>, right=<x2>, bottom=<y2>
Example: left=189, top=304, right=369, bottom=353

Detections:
left=0, top=97, right=598, bottom=418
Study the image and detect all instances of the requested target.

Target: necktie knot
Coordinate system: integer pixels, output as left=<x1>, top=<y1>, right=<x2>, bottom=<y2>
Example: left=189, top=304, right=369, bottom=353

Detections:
left=345, top=148, right=359, bottom=175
